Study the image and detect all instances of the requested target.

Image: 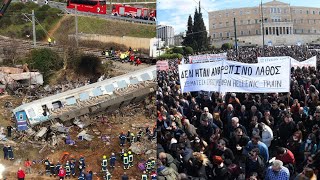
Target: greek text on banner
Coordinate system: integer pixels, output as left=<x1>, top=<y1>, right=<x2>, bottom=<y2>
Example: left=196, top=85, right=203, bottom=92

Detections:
left=178, top=60, right=291, bottom=93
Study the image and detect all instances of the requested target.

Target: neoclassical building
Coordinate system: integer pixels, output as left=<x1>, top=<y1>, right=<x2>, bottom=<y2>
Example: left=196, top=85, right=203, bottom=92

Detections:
left=209, top=0, right=320, bottom=46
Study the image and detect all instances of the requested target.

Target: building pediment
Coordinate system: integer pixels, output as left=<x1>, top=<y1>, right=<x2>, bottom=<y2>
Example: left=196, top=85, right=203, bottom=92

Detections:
left=263, top=0, right=289, bottom=6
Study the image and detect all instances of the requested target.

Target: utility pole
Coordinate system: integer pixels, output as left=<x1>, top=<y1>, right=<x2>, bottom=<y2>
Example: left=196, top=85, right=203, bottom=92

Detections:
left=32, top=10, right=36, bottom=47
left=75, top=4, right=78, bottom=48
left=261, top=0, right=265, bottom=55
left=233, top=17, right=238, bottom=57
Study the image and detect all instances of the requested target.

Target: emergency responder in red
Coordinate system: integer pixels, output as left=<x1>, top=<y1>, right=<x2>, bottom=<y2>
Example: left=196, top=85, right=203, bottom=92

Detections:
left=58, top=166, right=66, bottom=180
left=135, top=58, right=141, bottom=66
left=17, top=167, right=25, bottom=180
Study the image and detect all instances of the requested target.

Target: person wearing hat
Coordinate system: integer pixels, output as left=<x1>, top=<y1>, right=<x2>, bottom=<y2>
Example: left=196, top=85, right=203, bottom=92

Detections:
left=79, top=155, right=85, bottom=172
left=212, top=156, right=230, bottom=180
left=119, top=132, right=126, bottom=147
left=123, top=153, right=129, bottom=170
left=65, top=161, right=71, bottom=178
left=128, top=151, right=133, bottom=168
left=101, top=155, right=108, bottom=172
left=265, top=160, right=290, bottom=180
left=109, top=152, right=116, bottom=169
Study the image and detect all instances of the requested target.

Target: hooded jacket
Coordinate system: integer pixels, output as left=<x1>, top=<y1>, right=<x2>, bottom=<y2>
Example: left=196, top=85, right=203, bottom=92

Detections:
left=157, top=166, right=179, bottom=180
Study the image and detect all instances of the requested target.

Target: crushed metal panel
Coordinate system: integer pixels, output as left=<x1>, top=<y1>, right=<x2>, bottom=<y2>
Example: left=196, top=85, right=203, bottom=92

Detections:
left=35, top=127, right=47, bottom=138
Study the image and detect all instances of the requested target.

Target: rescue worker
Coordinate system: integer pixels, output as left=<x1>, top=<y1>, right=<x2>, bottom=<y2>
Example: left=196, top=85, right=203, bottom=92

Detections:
left=123, top=153, right=129, bottom=170
left=150, top=157, right=156, bottom=170
left=50, top=161, right=55, bottom=177
left=126, top=131, right=131, bottom=144
left=65, top=161, right=71, bottom=178
left=7, top=145, right=14, bottom=160
left=48, top=37, right=52, bottom=46
left=104, top=169, right=112, bottom=180
left=137, top=129, right=143, bottom=142
left=79, top=155, right=85, bottom=172
left=70, top=160, right=76, bottom=177
left=58, top=166, right=66, bottom=180
left=121, top=172, right=129, bottom=180
left=119, top=132, right=126, bottom=147
left=55, top=161, right=61, bottom=177
left=120, top=149, right=125, bottom=161
left=44, top=157, right=50, bottom=175
left=145, top=159, right=152, bottom=173
left=130, top=133, right=135, bottom=144
left=109, top=153, right=116, bottom=169
left=141, top=171, right=148, bottom=180
left=2, top=145, right=8, bottom=160
left=135, top=58, right=141, bottom=66
left=78, top=171, right=85, bottom=180
left=150, top=171, right=157, bottom=180
left=128, top=151, right=133, bottom=168
left=101, top=155, right=108, bottom=172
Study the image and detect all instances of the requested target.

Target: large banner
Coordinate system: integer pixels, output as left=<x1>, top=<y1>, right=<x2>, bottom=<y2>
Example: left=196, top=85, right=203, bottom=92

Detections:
left=258, top=56, right=317, bottom=69
left=178, top=60, right=291, bottom=93
left=189, top=53, right=227, bottom=64
left=291, top=56, right=317, bottom=69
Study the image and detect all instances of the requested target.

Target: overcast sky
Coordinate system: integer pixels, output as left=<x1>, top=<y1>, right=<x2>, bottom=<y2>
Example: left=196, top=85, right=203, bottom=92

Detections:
left=157, top=0, right=320, bottom=35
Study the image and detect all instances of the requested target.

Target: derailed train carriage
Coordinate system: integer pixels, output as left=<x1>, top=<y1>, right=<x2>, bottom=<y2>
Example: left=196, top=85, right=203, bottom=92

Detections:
left=13, top=66, right=157, bottom=131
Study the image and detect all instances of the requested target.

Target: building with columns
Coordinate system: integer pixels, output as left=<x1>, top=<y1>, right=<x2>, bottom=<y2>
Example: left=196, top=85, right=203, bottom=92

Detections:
left=209, top=0, right=320, bottom=46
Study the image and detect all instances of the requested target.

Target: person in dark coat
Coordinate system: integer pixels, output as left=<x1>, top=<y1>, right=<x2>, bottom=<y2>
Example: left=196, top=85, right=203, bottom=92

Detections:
left=279, top=113, right=296, bottom=146
left=229, top=127, right=250, bottom=160
left=6, top=126, right=12, bottom=138
left=121, top=172, right=129, bottom=180
left=211, top=156, right=230, bottom=180
left=2, top=145, right=8, bottom=160
left=245, top=148, right=266, bottom=179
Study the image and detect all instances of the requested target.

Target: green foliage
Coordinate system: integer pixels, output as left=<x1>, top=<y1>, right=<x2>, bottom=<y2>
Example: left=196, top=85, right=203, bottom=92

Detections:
left=157, top=53, right=183, bottom=60
left=182, top=3, right=208, bottom=52
left=0, top=2, right=62, bottom=39
left=172, top=47, right=184, bottom=54
left=25, top=48, right=63, bottom=83
left=183, top=46, right=194, bottom=55
left=36, top=28, right=47, bottom=40
left=221, top=43, right=232, bottom=50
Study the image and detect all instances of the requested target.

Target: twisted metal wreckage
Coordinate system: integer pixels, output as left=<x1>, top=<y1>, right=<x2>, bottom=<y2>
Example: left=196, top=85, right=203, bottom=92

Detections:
left=12, top=65, right=156, bottom=131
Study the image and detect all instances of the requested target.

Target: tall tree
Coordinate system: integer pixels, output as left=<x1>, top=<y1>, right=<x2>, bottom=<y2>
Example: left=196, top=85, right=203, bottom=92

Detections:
left=182, top=15, right=194, bottom=48
left=193, top=1, right=208, bottom=52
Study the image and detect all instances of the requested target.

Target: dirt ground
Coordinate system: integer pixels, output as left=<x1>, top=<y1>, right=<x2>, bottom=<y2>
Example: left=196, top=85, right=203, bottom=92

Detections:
left=0, top=101, right=156, bottom=180
left=0, top=62, right=156, bottom=180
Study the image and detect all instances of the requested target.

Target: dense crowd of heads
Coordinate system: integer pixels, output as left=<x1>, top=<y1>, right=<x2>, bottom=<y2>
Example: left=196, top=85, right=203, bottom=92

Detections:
left=157, top=46, right=320, bottom=180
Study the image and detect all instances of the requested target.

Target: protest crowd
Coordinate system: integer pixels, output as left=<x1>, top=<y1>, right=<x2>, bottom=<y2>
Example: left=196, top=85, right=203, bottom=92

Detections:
left=157, top=45, right=320, bottom=180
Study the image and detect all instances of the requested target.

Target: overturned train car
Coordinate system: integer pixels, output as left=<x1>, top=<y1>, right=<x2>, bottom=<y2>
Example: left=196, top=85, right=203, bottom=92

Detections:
left=13, top=66, right=157, bottom=131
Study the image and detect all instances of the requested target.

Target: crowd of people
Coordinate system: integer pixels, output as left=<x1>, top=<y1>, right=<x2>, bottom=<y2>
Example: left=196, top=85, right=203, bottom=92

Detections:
left=157, top=46, right=320, bottom=180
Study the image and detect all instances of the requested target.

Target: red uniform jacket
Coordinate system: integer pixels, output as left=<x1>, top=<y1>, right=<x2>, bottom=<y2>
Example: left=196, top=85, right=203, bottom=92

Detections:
left=58, top=168, right=66, bottom=177
left=17, top=170, right=25, bottom=178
